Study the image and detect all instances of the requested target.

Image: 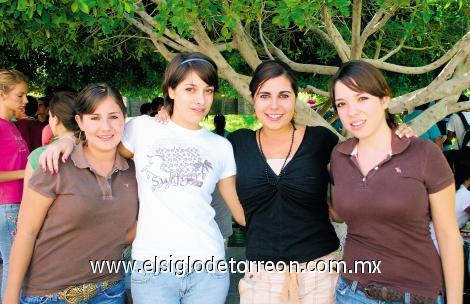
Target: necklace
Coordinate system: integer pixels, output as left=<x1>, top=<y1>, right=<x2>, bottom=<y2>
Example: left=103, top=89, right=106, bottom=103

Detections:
left=257, top=122, right=296, bottom=186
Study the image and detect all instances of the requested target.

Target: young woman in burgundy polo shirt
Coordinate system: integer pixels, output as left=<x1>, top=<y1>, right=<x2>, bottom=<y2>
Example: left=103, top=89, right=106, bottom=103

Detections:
left=5, top=84, right=138, bottom=304
left=330, top=61, right=463, bottom=304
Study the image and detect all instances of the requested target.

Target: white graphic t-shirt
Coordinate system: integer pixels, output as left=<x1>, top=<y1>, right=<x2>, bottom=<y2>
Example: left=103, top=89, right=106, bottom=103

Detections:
left=122, top=116, right=236, bottom=263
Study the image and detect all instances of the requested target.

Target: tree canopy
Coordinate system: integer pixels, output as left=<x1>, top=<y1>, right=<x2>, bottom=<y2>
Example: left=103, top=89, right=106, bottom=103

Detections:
left=1, top=0, right=469, bottom=134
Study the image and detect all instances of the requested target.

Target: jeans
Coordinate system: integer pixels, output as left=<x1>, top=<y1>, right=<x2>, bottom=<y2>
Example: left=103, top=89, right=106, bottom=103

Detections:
left=20, top=279, right=126, bottom=304
left=131, top=260, right=230, bottom=304
left=0, top=204, right=19, bottom=298
left=336, top=276, right=444, bottom=304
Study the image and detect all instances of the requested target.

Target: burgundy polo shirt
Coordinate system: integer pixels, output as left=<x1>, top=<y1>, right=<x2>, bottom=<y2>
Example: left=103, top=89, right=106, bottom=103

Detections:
left=330, top=135, right=454, bottom=298
left=24, top=143, right=139, bottom=295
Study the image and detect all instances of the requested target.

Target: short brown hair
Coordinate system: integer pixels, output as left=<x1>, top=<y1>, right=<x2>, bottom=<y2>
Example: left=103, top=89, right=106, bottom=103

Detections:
left=162, top=53, right=218, bottom=116
left=76, top=84, right=126, bottom=117
left=329, top=61, right=392, bottom=111
left=0, top=69, right=28, bottom=93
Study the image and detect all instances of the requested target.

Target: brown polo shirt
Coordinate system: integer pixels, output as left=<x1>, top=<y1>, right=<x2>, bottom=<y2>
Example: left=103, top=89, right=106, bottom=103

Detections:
left=24, top=143, right=138, bottom=296
left=330, top=135, right=454, bottom=298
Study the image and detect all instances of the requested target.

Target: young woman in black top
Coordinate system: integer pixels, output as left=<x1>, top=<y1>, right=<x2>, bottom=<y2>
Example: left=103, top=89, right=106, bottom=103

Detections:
left=228, top=61, right=340, bottom=304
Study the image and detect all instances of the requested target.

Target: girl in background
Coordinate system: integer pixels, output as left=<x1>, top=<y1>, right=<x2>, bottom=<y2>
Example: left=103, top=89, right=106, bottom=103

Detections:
left=0, top=69, right=29, bottom=298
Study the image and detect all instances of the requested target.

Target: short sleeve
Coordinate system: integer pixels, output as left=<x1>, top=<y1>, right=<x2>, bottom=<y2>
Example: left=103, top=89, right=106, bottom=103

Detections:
left=428, top=125, right=442, bottom=141
left=121, top=117, right=142, bottom=153
left=423, top=141, right=454, bottom=193
left=28, top=146, right=47, bottom=171
left=29, top=165, right=61, bottom=199
left=218, top=139, right=237, bottom=180
left=329, top=146, right=340, bottom=185
left=447, top=114, right=458, bottom=133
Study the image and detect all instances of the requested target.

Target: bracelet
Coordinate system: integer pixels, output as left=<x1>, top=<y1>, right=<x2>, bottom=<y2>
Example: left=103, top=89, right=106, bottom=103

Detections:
left=57, top=135, right=78, bottom=146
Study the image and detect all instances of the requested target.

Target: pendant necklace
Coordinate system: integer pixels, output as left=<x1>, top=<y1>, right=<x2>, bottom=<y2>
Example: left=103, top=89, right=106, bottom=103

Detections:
left=257, top=122, right=296, bottom=186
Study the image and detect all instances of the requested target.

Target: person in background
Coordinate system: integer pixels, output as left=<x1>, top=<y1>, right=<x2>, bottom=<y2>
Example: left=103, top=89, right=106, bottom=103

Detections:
left=28, top=91, right=79, bottom=171
left=14, top=96, right=44, bottom=152
left=403, top=103, right=443, bottom=148
left=150, top=96, right=164, bottom=117
left=330, top=60, right=462, bottom=304
left=36, top=97, right=49, bottom=125
left=139, top=102, right=152, bottom=116
left=211, top=114, right=233, bottom=249
left=213, top=114, right=230, bottom=137
left=0, top=69, right=29, bottom=299
left=446, top=95, right=470, bottom=150
left=430, top=154, right=470, bottom=252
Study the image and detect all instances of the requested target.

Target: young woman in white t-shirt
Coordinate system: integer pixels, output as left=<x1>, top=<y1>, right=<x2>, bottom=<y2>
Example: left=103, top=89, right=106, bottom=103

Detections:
left=39, top=53, right=245, bottom=304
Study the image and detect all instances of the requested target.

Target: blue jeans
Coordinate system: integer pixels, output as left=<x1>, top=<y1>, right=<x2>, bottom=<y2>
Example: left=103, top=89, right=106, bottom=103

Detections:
left=131, top=260, right=230, bottom=304
left=20, top=279, right=126, bottom=304
left=0, top=204, right=19, bottom=298
left=336, top=276, right=444, bottom=304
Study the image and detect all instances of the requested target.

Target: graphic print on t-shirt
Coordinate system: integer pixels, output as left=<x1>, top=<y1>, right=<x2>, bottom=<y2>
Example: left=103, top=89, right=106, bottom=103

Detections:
left=141, top=146, right=213, bottom=190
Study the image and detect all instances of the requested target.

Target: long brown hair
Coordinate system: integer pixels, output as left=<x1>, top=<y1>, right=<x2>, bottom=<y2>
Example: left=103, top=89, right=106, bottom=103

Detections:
left=162, top=53, right=218, bottom=116
left=329, top=60, right=392, bottom=111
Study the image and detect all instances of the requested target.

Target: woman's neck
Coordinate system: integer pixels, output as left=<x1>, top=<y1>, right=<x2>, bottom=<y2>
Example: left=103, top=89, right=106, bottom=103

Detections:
left=260, top=123, right=294, bottom=140
left=0, top=104, right=14, bottom=121
left=357, top=121, right=392, bottom=153
left=55, top=125, right=74, bottom=138
left=171, top=115, right=201, bottom=130
left=83, top=145, right=116, bottom=165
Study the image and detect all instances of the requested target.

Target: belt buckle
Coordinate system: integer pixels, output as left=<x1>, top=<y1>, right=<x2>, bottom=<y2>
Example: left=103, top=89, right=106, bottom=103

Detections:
left=61, top=285, right=83, bottom=304
left=363, top=285, right=374, bottom=299
left=61, top=283, right=98, bottom=304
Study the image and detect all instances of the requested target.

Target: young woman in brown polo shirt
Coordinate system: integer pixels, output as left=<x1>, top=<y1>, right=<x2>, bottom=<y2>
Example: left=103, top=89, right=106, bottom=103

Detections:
left=329, top=61, right=463, bottom=304
left=4, top=84, right=139, bottom=304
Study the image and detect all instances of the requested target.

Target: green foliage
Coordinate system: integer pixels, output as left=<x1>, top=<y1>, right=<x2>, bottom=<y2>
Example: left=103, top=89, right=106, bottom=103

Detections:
left=200, top=114, right=261, bottom=131
left=0, top=0, right=467, bottom=100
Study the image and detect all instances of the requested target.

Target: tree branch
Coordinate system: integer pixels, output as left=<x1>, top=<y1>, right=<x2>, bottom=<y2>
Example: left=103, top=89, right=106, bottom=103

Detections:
left=350, top=0, right=363, bottom=59
left=364, top=31, right=470, bottom=74
left=312, top=28, right=333, bottom=45
left=295, top=100, right=344, bottom=139
left=379, top=39, right=404, bottom=61
left=321, top=6, right=350, bottom=62
left=406, top=96, right=456, bottom=137
left=374, top=31, right=384, bottom=59
left=133, top=2, right=199, bottom=52
left=191, top=19, right=252, bottom=100
left=268, top=42, right=338, bottom=75
left=449, top=101, right=470, bottom=113
left=300, top=85, right=329, bottom=97
left=124, top=14, right=175, bottom=60
left=232, top=20, right=262, bottom=70
left=389, top=75, right=470, bottom=114
left=360, top=6, right=397, bottom=48
left=259, top=17, right=274, bottom=60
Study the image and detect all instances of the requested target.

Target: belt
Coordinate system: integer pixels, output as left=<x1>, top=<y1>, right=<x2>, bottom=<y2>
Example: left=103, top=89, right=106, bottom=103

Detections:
left=342, top=277, right=436, bottom=304
left=47, top=279, right=120, bottom=304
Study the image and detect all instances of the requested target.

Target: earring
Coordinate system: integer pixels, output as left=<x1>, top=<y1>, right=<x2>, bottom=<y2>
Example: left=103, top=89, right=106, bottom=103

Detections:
left=253, top=113, right=257, bottom=120
left=78, top=130, right=85, bottom=141
left=292, top=112, right=297, bottom=120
